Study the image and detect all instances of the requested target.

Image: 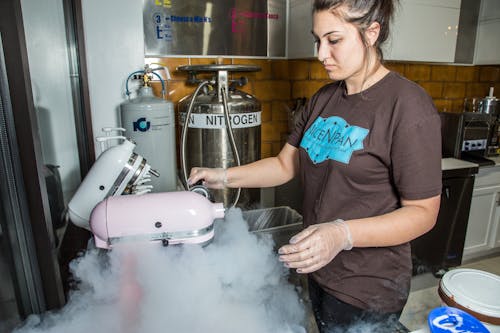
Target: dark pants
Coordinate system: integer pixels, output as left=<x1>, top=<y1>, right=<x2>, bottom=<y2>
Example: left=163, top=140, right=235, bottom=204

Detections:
left=308, top=277, right=404, bottom=333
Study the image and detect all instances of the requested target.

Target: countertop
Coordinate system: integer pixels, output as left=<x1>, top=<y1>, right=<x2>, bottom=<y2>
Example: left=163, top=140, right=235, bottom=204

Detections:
left=441, top=156, right=500, bottom=175
left=441, top=157, right=479, bottom=171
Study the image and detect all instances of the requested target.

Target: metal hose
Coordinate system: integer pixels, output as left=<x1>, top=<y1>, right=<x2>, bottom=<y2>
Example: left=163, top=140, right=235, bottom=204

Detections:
left=180, top=81, right=241, bottom=208
left=221, top=86, right=241, bottom=208
left=180, top=80, right=210, bottom=190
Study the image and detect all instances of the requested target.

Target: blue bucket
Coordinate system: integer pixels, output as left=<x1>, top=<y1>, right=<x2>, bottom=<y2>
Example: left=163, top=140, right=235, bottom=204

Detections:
left=428, top=306, right=490, bottom=333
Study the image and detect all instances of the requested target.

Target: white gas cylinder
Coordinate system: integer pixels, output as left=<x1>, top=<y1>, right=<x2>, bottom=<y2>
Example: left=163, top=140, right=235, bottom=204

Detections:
left=120, top=86, right=177, bottom=192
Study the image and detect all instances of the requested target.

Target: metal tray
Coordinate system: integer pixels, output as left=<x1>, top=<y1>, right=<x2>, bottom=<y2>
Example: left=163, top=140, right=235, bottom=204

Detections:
left=243, top=206, right=303, bottom=249
left=243, top=207, right=318, bottom=333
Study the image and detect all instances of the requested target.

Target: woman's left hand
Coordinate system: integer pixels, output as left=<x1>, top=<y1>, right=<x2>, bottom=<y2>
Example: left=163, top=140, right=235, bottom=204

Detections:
left=278, top=220, right=353, bottom=274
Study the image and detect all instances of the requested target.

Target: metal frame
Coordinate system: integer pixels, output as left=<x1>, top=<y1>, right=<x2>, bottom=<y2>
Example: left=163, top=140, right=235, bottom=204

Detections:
left=63, top=0, right=95, bottom=176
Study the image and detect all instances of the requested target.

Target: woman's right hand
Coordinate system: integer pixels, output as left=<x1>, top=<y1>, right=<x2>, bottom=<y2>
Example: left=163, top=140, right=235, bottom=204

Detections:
left=188, top=167, right=226, bottom=189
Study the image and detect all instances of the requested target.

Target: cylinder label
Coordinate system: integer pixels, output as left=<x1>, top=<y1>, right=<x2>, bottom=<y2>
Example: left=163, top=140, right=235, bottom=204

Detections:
left=180, top=111, right=261, bottom=129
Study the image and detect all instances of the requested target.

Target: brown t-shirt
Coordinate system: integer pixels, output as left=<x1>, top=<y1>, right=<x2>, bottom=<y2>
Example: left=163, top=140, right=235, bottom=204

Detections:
left=287, top=71, right=442, bottom=313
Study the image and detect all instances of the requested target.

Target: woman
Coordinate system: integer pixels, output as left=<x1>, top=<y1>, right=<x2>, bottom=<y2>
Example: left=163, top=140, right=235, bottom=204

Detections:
left=188, top=0, right=442, bottom=331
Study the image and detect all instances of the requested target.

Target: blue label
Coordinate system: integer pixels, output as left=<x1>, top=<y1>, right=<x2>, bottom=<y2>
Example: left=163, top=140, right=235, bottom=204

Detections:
left=300, top=116, right=369, bottom=164
left=133, top=117, right=151, bottom=132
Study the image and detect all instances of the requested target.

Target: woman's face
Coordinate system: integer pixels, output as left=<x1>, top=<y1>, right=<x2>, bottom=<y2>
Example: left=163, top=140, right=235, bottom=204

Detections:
left=313, top=9, right=366, bottom=82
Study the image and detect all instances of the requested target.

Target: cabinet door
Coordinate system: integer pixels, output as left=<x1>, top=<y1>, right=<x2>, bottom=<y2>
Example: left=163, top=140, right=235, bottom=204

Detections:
left=463, top=186, right=499, bottom=256
left=474, top=0, right=500, bottom=65
left=384, top=0, right=461, bottom=62
left=288, top=0, right=315, bottom=59
left=288, top=0, right=461, bottom=62
left=492, top=191, right=500, bottom=247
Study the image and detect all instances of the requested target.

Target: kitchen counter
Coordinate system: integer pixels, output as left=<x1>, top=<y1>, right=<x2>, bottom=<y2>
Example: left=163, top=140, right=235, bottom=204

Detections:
left=441, top=157, right=479, bottom=179
left=441, top=157, right=479, bottom=171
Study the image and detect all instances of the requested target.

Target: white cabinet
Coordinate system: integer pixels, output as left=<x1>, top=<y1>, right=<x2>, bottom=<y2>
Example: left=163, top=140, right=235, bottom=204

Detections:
left=473, top=0, right=500, bottom=65
left=287, top=0, right=461, bottom=62
left=493, top=192, right=500, bottom=248
left=463, top=165, right=500, bottom=261
left=384, top=0, right=461, bottom=62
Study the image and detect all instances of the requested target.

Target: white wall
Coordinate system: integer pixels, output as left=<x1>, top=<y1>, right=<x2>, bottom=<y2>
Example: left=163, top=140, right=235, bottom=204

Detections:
left=21, top=0, right=81, bottom=201
left=80, top=0, right=145, bottom=156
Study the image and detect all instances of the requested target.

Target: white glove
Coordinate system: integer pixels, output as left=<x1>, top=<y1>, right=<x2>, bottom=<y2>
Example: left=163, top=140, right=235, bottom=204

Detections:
left=188, top=167, right=227, bottom=189
left=278, top=219, right=353, bottom=274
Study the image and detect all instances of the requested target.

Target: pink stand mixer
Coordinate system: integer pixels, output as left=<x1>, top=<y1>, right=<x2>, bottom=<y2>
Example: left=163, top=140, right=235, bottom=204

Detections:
left=67, top=132, right=225, bottom=248
left=90, top=190, right=224, bottom=249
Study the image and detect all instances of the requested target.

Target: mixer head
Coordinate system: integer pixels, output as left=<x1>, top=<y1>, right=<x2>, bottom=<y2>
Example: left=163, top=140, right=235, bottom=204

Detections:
left=68, top=137, right=158, bottom=230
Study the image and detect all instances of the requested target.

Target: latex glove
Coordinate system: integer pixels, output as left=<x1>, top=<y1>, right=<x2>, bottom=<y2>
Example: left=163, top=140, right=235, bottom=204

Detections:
left=278, top=219, right=353, bottom=274
left=188, top=167, right=227, bottom=189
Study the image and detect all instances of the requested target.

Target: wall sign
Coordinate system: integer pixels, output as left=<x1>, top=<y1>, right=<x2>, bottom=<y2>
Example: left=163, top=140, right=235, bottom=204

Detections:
left=143, top=0, right=286, bottom=57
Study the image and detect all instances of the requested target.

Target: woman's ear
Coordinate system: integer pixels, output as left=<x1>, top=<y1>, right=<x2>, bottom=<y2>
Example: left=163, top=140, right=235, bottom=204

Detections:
left=365, top=21, right=381, bottom=46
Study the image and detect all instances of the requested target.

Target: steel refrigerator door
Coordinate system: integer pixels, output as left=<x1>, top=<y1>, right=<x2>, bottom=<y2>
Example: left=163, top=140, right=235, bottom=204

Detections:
left=0, top=0, right=93, bottom=328
left=0, top=32, right=51, bottom=329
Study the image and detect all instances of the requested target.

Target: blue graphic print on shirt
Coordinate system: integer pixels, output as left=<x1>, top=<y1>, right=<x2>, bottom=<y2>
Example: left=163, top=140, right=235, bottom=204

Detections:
left=300, top=116, right=369, bottom=164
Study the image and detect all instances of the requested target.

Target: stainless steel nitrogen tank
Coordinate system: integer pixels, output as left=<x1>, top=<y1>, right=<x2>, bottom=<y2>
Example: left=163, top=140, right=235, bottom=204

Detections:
left=178, top=64, right=261, bottom=208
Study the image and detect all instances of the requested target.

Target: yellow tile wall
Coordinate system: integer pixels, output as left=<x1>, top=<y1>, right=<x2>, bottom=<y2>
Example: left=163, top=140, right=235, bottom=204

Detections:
left=148, top=57, right=500, bottom=157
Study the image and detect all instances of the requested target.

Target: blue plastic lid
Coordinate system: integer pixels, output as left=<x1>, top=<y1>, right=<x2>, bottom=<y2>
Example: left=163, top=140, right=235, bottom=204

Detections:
left=428, top=307, right=490, bottom=333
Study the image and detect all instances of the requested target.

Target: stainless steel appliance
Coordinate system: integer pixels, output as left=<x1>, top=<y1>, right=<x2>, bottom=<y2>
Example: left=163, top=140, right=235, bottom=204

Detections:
left=478, top=87, right=498, bottom=115
left=479, top=87, right=499, bottom=156
left=440, top=111, right=495, bottom=166
left=485, top=107, right=499, bottom=157
left=411, top=163, right=478, bottom=276
left=487, top=116, right=500, bottom=156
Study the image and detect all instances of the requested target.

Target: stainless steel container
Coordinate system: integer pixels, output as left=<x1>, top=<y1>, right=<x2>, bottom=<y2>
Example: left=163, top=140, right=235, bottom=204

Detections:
left=479, top=87, right=499, bottom=116
left=244, top=206, right=303, bottom=249
left=480, top=97, right=498, bottom=115
left=178, top=65, right=261, bottom=208
left=243, top=206, right=318, bottom=333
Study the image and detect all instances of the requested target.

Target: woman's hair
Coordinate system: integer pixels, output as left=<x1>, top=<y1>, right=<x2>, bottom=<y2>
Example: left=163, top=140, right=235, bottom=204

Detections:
left=313, top=0, right=398, bottom=60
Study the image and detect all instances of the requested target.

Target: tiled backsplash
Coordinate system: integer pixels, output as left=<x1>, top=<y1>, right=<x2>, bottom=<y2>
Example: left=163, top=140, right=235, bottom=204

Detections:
left=150, top=57, right=500, bottom=157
